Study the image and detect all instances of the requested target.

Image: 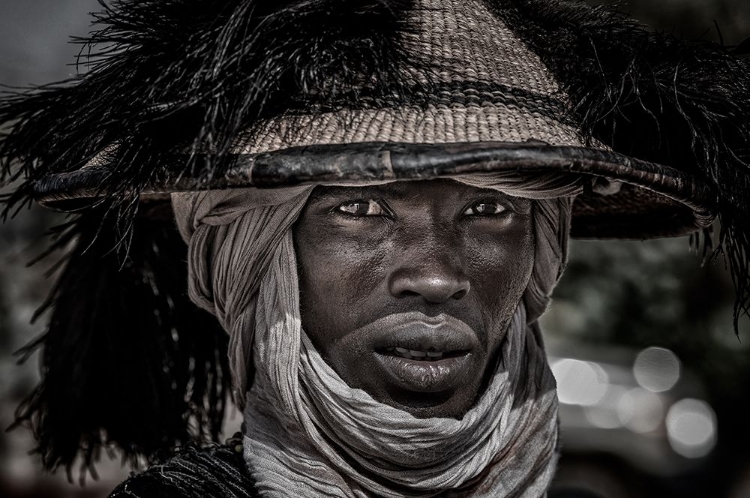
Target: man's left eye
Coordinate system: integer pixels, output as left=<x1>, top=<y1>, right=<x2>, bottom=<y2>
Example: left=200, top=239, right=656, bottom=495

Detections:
left=463, top=201, right=507, bottom=216
left=336, top=199, right=386, bottom=216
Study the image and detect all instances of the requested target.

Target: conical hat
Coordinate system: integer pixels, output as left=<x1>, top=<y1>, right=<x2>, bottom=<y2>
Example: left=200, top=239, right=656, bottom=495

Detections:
left=28, top=0, right=717, bottom=239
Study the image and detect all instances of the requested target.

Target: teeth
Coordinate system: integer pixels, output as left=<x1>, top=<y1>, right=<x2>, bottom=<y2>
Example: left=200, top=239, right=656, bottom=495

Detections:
left=389, top=348, right=444, bottom=361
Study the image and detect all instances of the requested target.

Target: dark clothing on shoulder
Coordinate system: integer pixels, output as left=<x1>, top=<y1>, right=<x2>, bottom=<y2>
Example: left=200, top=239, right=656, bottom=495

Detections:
left=110, top=442, right=259, bottom=498
left=109, top=443, right=604, bottom=498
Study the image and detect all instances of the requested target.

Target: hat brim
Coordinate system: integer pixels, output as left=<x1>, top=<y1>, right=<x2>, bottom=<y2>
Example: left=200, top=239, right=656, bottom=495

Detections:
left=33, top=141, right=715, bottom=239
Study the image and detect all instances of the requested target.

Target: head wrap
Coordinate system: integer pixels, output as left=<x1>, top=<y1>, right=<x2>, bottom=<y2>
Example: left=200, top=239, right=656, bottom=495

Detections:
left=173, top=173, right=584, bottom=497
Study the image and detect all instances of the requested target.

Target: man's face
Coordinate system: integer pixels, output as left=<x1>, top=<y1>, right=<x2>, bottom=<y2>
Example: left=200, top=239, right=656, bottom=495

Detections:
left=293, top=179, right=534, bottom=418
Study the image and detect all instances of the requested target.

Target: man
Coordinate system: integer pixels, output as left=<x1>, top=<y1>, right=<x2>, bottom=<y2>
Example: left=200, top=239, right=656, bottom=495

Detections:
left=1, top=0, right=748, bottom=496
left=166, top=173, right=577, bottom=495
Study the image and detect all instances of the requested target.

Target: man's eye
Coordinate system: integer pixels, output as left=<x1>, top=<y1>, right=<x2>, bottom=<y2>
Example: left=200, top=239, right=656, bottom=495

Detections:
left=463, top=201, right=507, bottom=216
left=336, top=200, right=386, bottom=216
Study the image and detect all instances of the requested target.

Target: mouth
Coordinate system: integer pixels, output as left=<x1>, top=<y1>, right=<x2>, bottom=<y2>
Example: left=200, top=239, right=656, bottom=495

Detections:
left=363, top=312, right=478, bottom=394
left=379, top=347, right=466, bottom=361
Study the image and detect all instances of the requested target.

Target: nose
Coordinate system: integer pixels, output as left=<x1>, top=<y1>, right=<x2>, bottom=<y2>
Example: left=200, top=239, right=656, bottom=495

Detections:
left=387, top=249, right=471, bottom=303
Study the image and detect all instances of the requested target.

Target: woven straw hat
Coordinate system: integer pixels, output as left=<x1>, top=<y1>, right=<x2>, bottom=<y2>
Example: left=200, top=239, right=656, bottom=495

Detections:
left=1, top=0, right=748, bottom=473
left=29, top=0, right=716, bottom=240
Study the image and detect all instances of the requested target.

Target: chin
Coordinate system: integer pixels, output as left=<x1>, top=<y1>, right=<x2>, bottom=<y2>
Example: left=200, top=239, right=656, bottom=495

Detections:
left=383, top=388, right=478, bottom=420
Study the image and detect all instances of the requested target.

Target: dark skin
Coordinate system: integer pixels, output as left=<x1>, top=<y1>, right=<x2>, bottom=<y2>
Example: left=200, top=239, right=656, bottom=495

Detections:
left=293, top=179, right=534, bottom=419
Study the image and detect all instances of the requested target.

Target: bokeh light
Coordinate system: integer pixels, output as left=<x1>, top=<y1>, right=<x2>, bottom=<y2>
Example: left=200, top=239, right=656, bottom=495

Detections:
left=633, top=347, right=680, bottom=393
left=666, top=398, right=717, bottom=459
left=552, top=359, right=609, bottom=406
left=584, top=385, right=627, bottom=429
left=616, top=387, right=665, bottom=433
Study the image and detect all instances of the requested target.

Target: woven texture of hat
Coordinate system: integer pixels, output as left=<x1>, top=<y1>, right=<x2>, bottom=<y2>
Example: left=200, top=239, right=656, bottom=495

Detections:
left=235, top=0, right=584, bottom=154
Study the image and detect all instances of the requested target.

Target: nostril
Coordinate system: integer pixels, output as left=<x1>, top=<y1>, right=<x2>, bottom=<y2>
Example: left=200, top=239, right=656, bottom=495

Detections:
left=396, top=289, right=421, bottom=299
left=452, top=289, right=468, bottom=300
left=388, top=272, right=471, bottom=303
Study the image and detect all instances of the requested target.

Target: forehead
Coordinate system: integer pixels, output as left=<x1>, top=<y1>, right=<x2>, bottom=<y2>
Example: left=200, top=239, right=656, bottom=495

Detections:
left=308, top=179, right=531, bottom=208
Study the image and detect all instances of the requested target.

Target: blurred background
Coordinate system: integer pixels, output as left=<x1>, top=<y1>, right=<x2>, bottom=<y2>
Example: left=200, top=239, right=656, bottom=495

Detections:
left=0, top=1, right=748, bottom=497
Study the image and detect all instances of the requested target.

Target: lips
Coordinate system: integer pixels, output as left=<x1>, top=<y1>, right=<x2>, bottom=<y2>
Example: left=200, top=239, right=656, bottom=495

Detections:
left=374, top=353, right=472, bottom=393
left=385, top=347, right=452, bottom=360
left=355, top=312, right=479, bottom=394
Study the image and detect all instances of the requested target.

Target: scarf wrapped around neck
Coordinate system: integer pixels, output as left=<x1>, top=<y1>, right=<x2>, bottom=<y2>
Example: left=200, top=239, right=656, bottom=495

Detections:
left=173, top=173, right=584, bottom=497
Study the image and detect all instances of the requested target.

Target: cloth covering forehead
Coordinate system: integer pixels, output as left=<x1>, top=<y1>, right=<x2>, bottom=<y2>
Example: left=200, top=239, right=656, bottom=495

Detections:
left=173, top=172, right=588, bottom=241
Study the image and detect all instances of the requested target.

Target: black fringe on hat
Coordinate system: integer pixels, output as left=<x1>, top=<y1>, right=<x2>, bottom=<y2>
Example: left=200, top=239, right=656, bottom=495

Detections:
left=0, top=0, right=420, bottom=219
left=11, top=205, right=230, bottom=479
left=1, top=0, right=419, bottom=475
left=493, top=0, right=750, bottom=330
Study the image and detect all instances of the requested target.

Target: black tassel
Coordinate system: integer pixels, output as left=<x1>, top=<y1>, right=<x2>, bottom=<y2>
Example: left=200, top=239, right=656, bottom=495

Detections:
left=493, top=0, right=750, bottom=331
left=12, top=204, right=230, bottom=478
left=0, top=0, right=419, bottom=217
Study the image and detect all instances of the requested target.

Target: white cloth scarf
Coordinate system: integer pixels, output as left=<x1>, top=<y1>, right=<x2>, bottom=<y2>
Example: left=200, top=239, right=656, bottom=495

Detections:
left=173, top=173, right=585, bottom=498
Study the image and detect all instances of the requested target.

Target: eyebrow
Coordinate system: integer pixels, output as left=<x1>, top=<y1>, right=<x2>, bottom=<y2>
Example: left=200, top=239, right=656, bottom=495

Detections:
left=308, top=183, right=532, bottom=212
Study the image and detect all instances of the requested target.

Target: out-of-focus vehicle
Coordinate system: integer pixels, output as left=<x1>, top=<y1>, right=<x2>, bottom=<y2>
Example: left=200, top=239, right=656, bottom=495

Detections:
left=547, top=340, right=717, bottom=498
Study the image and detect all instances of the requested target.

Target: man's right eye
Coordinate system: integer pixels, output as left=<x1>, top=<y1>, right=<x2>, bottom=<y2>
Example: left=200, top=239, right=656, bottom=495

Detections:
left=335, top=200, right=386, bottom=216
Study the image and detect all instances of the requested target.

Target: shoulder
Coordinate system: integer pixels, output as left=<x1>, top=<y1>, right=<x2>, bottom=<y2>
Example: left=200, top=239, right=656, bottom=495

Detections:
left=109, top=440, right=258, bottom=498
